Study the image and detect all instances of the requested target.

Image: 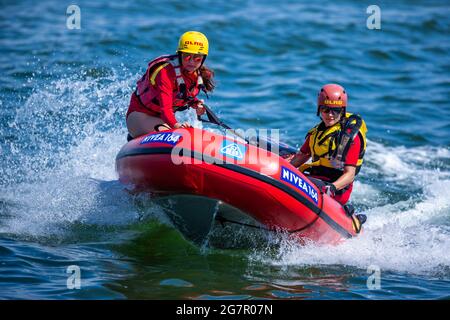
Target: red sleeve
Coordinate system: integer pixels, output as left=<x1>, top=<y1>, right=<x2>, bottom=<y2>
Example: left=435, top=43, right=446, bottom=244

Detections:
left=299, top=134, right=311, bottom=155
left=154, top=66, right=178, bottom=127
left=344, top=134, right=361, bottom=166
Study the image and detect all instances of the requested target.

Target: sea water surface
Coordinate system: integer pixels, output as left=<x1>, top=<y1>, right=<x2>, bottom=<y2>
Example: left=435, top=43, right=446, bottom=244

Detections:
left=0, top=0, right=449, bottom=299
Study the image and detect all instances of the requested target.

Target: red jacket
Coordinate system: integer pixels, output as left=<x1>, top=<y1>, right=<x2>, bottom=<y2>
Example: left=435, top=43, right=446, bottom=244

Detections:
left=127, top=58, right=200, bottom=127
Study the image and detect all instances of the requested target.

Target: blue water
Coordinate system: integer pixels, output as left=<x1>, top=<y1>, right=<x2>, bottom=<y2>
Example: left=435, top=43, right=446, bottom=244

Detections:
left=1, top=0, right=449, bottom=299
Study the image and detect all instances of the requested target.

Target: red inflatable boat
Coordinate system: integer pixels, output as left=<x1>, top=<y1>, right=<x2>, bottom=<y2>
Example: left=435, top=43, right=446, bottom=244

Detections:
left=116, top=127, right=363, bottom=245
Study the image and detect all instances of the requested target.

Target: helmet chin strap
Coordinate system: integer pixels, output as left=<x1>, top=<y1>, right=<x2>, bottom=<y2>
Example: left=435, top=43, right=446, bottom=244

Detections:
left=177, top=51, right=182, bottom=66
left=200, top=55, right=207, bottom=68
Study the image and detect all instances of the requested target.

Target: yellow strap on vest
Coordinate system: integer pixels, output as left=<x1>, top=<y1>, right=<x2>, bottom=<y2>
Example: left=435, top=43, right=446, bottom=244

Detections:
left=299, top=159, right=321, bottom=173
left=150, top=63, right=170, bottom=85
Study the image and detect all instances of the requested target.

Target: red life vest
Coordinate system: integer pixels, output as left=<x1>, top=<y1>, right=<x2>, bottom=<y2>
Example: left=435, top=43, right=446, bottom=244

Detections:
left=135, top=54, right=204, bottom=112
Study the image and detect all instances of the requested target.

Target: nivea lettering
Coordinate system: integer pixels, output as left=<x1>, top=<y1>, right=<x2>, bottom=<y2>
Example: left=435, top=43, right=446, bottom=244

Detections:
left=140, top=132, right=182, bottom=146
left=281, top=167, right=319, bottom=204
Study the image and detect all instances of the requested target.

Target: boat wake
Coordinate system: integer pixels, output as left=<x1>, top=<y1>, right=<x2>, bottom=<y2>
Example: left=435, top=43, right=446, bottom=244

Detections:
left=252, top=142, right=450, bottom=276
left=1, top=74, right=449, bottom=276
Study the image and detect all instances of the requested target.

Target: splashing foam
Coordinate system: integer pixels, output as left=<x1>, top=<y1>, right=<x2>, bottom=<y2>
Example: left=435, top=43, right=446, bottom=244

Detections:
left=2, top=70, right=450, bottom=275
left=259, top=141, right=450, bottom=275
left=0, top=69, right=224, bottom=239
left=1, top=71, right=143, bottom=238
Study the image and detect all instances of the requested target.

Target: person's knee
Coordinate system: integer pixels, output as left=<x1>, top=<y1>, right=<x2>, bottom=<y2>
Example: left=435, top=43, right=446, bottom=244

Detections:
left=127, top=112, right=165, bottom=136
left=126, top=116, right=142, bottom=137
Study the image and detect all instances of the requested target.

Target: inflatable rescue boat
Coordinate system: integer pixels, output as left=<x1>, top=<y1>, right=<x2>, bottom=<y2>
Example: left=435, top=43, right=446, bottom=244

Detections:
left=116, top=126, right=363, bottom=245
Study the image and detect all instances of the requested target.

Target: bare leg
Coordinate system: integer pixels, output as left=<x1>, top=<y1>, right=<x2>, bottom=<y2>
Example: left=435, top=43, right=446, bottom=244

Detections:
left=126, top=112, right=170, bottom=138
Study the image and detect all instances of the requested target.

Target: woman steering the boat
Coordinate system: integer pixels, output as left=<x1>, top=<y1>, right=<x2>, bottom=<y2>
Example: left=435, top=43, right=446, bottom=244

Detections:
left=126, top=31, right=215, bottom=140
left=290, top=84, right=367, bottom=206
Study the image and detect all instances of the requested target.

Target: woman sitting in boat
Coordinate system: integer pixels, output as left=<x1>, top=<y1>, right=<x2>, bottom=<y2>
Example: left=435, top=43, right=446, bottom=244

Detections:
left=126, top=31, right=215, bottom=140
left=290, top=84, right=367, bottom=206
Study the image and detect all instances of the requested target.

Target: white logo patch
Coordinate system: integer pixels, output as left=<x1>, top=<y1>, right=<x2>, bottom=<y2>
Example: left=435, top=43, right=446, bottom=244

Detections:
left=220, top=142, right=245, bottom=160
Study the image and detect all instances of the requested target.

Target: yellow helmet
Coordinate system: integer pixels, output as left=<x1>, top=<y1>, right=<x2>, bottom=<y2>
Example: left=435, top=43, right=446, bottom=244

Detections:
left=177, top=31, right=209, bottom=55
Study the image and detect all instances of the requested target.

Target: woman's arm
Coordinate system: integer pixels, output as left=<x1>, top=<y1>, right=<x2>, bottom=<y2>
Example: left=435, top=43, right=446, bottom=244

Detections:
left=332, top=165, right=356, bottom=190
left=155, top=66, right=178, bottom=128
left=290, top=152, right=311, bottom=168
left=332, top=134, right=360, bottom=190
left=290, top=135, right=311, bottom=167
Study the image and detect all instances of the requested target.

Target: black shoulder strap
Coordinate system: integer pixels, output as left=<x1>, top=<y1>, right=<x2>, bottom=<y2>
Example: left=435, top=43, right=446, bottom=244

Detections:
left=335, top=114, right=363, bottom=162
left=344, top=114, right=363, bottom=138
